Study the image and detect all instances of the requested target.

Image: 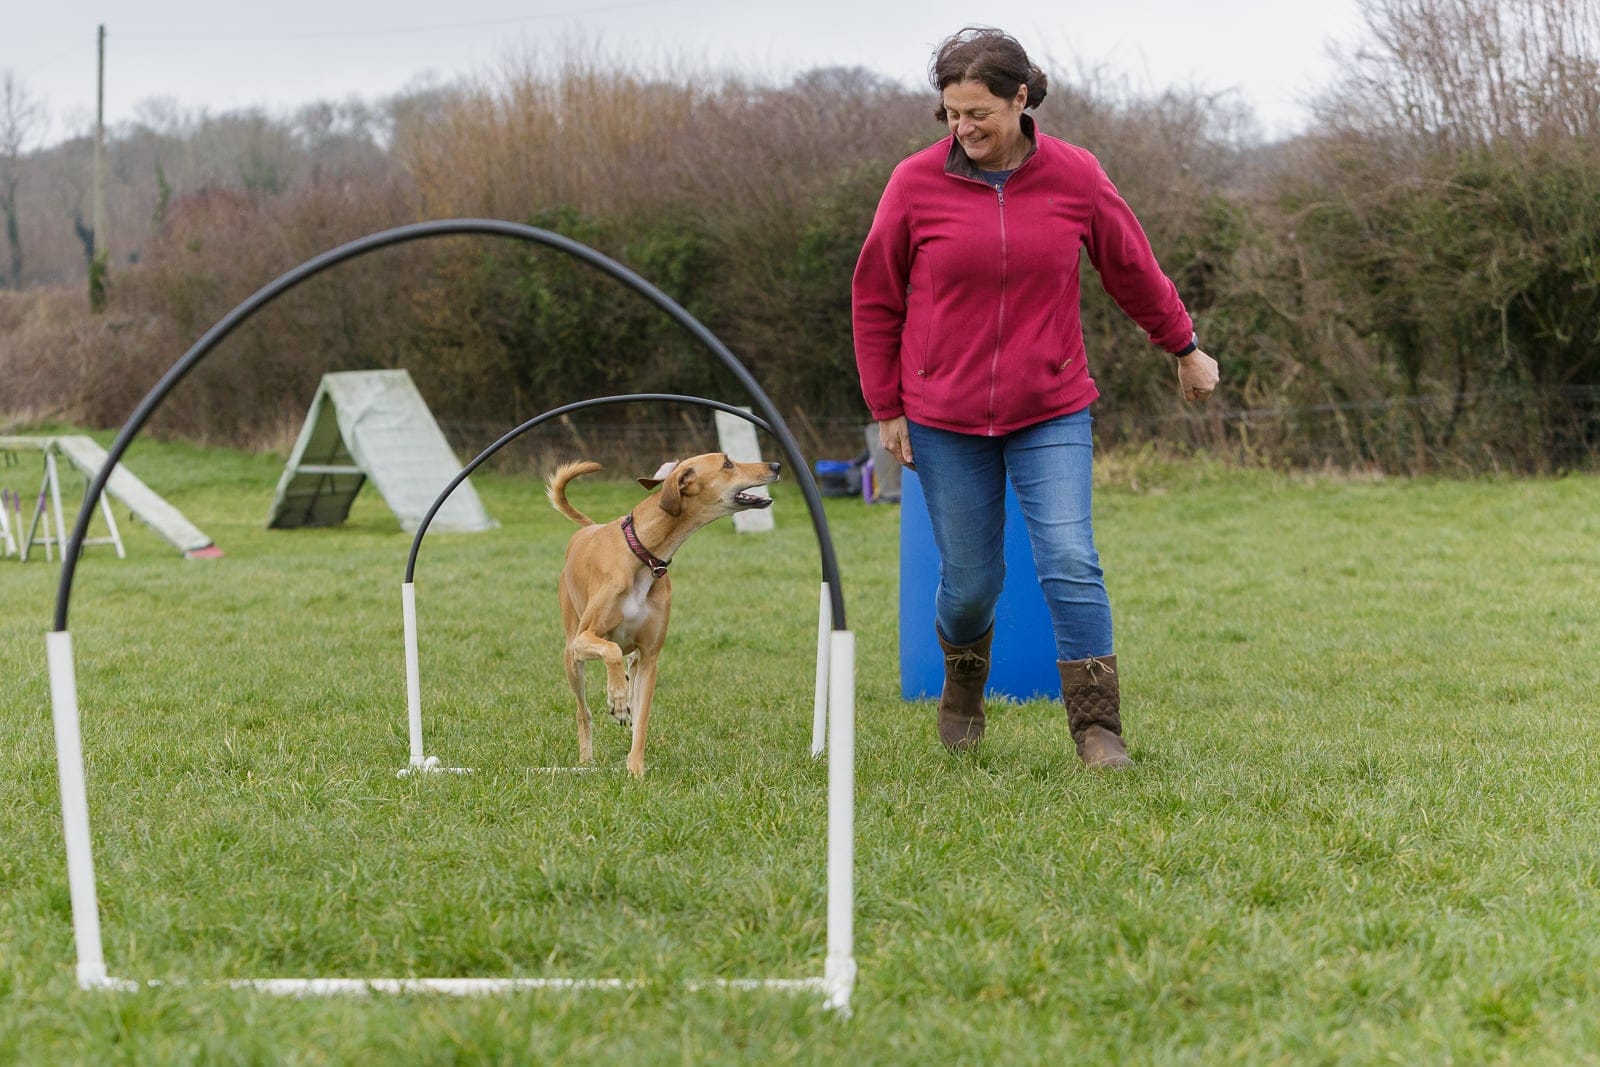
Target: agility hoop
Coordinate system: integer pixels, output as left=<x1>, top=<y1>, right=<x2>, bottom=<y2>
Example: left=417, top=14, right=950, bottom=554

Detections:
left=396, top=394, right=833, bottom=777
left=43, top=220, right=857, bottom=1015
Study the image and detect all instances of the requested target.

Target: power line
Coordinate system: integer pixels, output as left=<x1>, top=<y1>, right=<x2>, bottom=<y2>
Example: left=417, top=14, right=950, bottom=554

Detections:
left=117, top=0, right=688, bottom=43
left=19, top=42, right=92, bottom=78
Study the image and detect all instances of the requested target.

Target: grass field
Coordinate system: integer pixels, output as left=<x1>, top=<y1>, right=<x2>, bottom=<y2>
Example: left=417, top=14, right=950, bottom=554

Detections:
left=3, top=436, right=1600, bottom=1064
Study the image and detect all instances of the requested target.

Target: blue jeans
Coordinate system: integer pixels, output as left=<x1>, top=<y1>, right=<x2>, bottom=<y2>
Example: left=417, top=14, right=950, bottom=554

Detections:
left=907, top=410, right=1113, bottom=661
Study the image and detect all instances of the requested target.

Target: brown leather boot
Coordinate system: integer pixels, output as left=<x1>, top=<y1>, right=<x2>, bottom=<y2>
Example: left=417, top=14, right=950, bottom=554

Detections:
left=1058, top=654, right=1133, bottom=770
left=936, top=626, right=993, bottom=751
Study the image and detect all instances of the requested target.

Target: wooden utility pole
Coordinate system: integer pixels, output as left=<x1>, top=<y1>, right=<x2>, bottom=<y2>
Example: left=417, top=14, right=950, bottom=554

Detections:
left=90, top=23, right=107, bottom=311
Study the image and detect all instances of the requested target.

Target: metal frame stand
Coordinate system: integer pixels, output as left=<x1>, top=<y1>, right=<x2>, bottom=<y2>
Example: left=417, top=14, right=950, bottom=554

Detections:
left=22, top=448, right=125, bottom=562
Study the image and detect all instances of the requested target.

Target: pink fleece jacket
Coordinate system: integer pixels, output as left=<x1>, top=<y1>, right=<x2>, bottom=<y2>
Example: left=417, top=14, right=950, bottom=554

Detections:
left=852, top=117, right=1194, bottom=436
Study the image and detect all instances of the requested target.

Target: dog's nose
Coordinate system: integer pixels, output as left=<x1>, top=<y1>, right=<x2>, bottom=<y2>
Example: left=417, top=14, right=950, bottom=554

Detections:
left=768, top=462, right=782, bottom=475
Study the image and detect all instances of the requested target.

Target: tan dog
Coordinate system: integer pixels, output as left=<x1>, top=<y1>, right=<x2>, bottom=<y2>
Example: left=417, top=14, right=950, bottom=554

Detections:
left=547, top=452, right=781, bottom=777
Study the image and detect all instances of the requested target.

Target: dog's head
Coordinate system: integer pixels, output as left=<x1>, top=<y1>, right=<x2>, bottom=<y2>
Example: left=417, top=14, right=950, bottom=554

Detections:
left=637, top=453, right=781, bottom=518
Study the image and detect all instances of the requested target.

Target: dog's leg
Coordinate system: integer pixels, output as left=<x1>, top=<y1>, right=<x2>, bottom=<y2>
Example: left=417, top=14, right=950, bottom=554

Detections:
left=625, top=651, right=661, bottom=778
left=565, top=648, right=594, bottom=764
left=605, top=646, right=631, bottom=728
left=625, top=650, right=641, bottom=722
left=568, top=629, right=632, bottom=729
left=559, top=583, right=595, bottom=765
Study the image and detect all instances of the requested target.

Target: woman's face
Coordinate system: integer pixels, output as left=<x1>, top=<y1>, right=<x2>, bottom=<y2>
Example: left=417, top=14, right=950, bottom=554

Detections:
left=941, top=78, right=1028, bottom=170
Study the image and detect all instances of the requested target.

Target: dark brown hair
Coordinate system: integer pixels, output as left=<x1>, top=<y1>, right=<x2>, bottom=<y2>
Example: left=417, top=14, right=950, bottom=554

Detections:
left=930, top=26, right=1049, bottom=121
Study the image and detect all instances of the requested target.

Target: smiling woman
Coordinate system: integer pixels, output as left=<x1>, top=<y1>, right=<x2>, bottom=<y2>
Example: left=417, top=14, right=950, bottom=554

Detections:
left=937, top=78, right=1031, bottom=171
left=851, top=25, right=1221, bottom=767
left=930, top=33, right=1044, bottom=172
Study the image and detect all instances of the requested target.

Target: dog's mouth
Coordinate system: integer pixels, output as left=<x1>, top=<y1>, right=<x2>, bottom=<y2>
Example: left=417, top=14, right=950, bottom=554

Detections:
left=734, top=491, right=773, bottom=509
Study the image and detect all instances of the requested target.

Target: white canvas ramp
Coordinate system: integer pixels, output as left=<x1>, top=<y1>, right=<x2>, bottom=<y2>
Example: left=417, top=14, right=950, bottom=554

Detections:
left=267, top=370, right=495, bottom=533
left=0, top=435, right=217, bottom=558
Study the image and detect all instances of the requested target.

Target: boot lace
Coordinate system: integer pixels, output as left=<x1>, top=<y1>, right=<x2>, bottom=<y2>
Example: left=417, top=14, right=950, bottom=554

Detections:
left=944, top=648, right=989, bottom=672
left=1082, top=655, right=1116, bottom=685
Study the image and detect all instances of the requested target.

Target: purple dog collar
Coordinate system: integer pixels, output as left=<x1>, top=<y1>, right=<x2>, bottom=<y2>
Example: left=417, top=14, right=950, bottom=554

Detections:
left=621, top=513, right=670, bottom=579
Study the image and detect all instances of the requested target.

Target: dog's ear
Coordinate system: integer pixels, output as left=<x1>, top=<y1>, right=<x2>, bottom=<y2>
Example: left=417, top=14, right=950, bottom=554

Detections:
left=658, top=465, right=698, bottom=516
left=637, top=460, right=678, bottom=490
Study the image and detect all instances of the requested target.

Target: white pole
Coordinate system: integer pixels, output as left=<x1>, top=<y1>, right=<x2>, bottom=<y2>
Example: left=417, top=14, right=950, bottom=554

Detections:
left=0, top=490, right=14, bottom=557
left=47, top=630, right=109, bottom=987
left=47, top=451, right=69, bottom=562
left=402, top=582, right=425, bottom=767
left=811, top=583, right=830, bottom=757
left=823, top=628, right=856, bottom=1016
left=98, top=493, right=126, bottom=559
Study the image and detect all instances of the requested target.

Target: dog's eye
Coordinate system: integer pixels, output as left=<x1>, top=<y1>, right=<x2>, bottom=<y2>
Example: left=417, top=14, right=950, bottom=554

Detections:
left=722, top=457, right=733, bottom=469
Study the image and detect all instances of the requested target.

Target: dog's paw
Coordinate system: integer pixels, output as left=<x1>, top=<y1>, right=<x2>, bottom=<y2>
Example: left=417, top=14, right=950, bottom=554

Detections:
left=608, top=701, right=633, bottom=729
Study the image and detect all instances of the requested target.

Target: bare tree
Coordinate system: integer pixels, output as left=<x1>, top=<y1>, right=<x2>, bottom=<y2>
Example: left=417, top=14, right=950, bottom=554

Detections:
left=1320, top=0, right=1600, bottom=147
left=0, top=71, right=46, bottom=288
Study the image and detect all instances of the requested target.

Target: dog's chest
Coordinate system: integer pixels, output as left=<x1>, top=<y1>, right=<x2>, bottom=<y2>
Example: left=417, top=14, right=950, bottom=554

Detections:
left=608, top=569, right=660, bottom=648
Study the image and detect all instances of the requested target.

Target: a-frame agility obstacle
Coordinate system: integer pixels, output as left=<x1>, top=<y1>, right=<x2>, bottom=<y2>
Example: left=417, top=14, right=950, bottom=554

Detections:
left=266, top=369, right=496, bottom=535
left=44, top=220, right=857, bottom=1014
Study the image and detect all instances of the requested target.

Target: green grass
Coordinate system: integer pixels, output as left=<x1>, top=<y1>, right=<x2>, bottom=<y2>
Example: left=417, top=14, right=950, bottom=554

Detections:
left=4, top=437, right=1600, bottom=1064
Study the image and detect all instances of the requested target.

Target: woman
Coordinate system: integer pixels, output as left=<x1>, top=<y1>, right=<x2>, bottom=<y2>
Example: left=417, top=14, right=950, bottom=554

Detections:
left=852, top=26, right=1219, bottom=768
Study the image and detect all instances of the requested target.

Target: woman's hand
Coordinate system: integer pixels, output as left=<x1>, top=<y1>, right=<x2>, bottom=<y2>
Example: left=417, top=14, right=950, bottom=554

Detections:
left=878, top=416, right=914, bottom=469
left=1177, top=350, right=1220, bottom=402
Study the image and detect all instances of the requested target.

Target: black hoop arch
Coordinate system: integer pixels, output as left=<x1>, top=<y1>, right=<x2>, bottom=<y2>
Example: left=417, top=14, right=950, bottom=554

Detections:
left=406, top=394, right=774, bottom=584
left=51, top=219, right=847, bottom=633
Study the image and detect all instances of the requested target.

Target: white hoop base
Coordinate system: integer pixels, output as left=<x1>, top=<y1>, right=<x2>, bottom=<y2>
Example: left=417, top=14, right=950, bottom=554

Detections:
left=396, top=756, right=624, bottom=778
left=77, top=972, right=849, bottom=1014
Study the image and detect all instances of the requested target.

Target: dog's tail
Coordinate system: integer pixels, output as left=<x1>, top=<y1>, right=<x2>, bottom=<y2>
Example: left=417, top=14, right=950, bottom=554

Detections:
left=547, top=460, right=603, bottom=526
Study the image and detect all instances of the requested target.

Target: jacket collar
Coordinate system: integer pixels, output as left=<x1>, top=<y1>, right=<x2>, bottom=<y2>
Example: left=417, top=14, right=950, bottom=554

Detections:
left=944, top=113, right=1039, bottom=182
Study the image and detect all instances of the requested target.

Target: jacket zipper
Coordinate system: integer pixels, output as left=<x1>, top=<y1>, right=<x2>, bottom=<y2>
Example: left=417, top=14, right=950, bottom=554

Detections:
left=988, top=184, right=1007, bottom=436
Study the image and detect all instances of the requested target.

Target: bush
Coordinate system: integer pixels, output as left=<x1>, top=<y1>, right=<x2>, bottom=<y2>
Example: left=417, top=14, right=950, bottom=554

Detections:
left=6, top=13, right=1600, bottom=473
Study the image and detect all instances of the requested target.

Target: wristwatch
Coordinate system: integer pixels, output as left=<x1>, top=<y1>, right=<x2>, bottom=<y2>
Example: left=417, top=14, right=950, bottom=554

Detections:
left=1174, top=332, right=1199, bottom=357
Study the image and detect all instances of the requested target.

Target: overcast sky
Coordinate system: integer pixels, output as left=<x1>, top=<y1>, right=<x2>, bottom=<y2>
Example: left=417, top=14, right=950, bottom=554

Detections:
left=5, top=0, right=1371, bottom=145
